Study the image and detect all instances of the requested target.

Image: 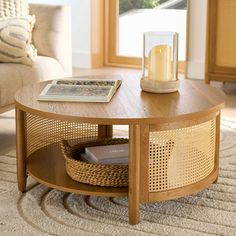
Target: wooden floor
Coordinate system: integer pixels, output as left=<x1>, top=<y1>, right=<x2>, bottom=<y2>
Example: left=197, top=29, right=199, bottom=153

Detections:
left=0, top=67, right=236, bottom=155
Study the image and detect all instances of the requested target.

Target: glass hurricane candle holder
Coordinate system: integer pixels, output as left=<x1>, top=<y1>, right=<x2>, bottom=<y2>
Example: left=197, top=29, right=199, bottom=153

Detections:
left=140, top=31, right=179, bottom=93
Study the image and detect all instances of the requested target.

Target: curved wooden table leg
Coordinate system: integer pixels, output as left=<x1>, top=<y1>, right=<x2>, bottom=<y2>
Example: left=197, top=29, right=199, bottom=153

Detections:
left=16, top=108, right=27, bottom=192
left=98, top=125, right=113, bottom=138
left=213, top=177, right=218, bottom=184
left=128, top=124, right=141, bottom=225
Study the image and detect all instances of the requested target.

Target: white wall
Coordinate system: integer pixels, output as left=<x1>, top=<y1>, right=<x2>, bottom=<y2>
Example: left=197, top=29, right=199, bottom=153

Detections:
left=186, top=0, right=208, bottom=79
left=29, top=0, right=91, bottom=68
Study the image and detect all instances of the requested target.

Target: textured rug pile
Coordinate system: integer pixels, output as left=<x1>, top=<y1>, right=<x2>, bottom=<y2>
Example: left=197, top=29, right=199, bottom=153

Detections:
left=0, top=119, right=236, bottom=235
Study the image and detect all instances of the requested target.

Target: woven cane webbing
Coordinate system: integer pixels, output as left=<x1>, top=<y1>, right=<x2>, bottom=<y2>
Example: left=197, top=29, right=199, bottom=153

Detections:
left=149, top=118, right=216, bottom=192
left=25, top=113, right=98, bottom=157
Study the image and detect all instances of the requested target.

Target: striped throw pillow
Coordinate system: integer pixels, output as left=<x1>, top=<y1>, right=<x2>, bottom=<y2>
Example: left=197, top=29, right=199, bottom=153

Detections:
left=0, top=16, right=37, bottom=65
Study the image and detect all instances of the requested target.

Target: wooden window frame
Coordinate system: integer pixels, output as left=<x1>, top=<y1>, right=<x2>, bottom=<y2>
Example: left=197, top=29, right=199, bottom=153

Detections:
left=91, top=0, right=188, bottom=72
left=104, top=0, right=141, bottom=68
left=91, top=0, right=105, bottom=68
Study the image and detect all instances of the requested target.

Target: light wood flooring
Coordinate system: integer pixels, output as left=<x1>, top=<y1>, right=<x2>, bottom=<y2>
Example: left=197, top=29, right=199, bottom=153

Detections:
left=0, top=67, right=236, bottom=155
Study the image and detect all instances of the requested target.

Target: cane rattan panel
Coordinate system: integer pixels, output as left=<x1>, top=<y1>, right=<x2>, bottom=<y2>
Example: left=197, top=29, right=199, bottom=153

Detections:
left=25, top=113, right=98, bottom=157
left=149, top=118, right=216, bottom=192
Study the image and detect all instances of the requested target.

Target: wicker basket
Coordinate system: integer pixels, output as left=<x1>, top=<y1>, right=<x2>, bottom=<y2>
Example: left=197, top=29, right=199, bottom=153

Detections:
left=61, top=138, right=129, bottom=187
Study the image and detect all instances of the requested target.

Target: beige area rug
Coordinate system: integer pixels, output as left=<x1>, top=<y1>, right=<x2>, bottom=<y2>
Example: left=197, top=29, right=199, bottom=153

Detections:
left=0, top=119, right=236, bottom=236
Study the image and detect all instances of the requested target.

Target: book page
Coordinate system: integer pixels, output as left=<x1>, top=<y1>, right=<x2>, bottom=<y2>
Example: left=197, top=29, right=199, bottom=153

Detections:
left=42, top=85, right=112, bottom=98
left=53, top=79, right=117, bottom=87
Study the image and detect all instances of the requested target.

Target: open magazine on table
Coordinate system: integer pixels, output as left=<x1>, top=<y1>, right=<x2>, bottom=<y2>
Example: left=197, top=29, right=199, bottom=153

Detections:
left=37, top=75, right=122, bottom=103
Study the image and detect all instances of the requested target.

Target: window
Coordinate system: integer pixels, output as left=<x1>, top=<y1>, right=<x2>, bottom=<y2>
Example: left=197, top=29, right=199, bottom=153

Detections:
left=105, top=0, right=187, bottom=71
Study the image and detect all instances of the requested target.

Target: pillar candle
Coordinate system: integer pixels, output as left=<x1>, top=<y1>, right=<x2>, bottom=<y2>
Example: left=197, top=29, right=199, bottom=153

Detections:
left=148, top=45, right=172, bottom=81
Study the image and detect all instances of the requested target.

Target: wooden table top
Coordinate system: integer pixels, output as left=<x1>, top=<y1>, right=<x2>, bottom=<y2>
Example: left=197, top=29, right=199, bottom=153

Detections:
left=15, top=75, right=225, bottom=125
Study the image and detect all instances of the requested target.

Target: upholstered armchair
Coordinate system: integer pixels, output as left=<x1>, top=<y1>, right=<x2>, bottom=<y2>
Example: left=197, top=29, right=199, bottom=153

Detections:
left=0, top=4, right=72, bottom=111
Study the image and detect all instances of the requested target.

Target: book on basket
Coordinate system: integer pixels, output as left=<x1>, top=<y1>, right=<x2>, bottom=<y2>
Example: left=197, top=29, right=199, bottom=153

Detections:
left=38, top=75, right=122, bottom=103
left=81, top=144, right=128, bottom=165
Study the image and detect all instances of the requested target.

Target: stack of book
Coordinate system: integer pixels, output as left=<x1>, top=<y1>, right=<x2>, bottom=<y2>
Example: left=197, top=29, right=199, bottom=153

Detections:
left=81, top=144, right=128, bottom=165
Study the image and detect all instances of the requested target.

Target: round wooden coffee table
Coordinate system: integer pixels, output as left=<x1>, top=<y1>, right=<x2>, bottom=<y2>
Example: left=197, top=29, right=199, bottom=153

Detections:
left=15, top=75, right=225, bottom=225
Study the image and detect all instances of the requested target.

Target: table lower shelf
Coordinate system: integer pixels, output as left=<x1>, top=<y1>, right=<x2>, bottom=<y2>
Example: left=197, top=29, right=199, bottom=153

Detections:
left=27, top=143, right=128, bottom=197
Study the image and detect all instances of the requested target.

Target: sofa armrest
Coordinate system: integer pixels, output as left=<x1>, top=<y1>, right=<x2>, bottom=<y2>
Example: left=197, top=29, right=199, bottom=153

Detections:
left=29, top=4, right=72, bottom=76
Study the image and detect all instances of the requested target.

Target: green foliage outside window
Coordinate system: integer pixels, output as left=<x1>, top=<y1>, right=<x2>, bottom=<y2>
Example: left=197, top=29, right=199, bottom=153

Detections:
left=119, top=0, right=160, bottom=14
